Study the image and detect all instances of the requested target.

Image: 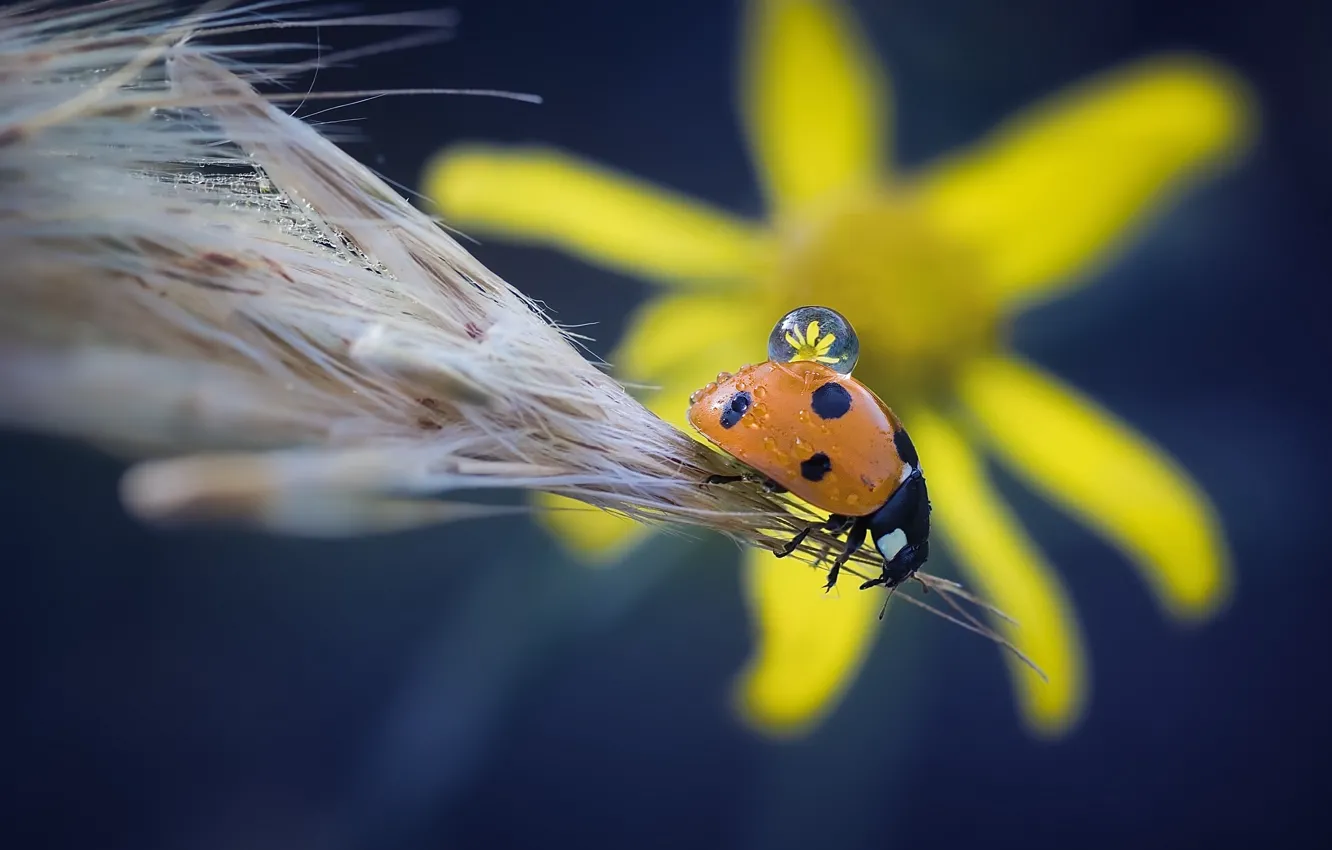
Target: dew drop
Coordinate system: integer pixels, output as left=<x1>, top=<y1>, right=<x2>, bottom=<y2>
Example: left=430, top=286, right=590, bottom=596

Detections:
left=766, top=305, right=860, bottom=375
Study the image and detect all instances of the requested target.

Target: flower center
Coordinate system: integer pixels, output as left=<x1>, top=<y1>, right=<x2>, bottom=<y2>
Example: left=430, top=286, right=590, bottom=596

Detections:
left=768, top=188, right=1000, bottom=399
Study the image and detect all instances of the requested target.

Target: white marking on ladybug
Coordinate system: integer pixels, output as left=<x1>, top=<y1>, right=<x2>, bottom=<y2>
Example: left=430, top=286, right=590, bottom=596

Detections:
left=875, top=528, right=908, bottom=562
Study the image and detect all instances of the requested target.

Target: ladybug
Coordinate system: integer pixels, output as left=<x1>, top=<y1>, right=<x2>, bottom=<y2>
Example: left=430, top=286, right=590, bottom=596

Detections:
left=687, top=306, right=930, bottom=599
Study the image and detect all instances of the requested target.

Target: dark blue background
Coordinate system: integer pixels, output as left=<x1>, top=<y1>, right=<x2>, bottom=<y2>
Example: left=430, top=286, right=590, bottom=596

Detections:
left=5, top=1, right=1329, bottom=848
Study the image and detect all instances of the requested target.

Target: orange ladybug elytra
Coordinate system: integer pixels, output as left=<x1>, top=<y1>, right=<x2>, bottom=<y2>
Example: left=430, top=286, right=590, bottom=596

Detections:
left=687, top=306, right=930, bottom=602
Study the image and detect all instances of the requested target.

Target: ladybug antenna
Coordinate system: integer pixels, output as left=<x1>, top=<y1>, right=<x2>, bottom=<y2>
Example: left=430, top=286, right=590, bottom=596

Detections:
left=876, top=584, right=898, bottom=620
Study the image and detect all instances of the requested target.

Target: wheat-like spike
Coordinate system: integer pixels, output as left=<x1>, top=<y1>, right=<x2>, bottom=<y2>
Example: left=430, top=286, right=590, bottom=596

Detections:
left=0, top=0, right=846, bottom=556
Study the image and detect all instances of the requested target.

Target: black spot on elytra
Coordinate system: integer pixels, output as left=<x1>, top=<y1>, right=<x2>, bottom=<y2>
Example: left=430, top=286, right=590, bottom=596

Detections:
left=800, top=452, right=832, bottom=481
left=720, top=391, right=752, bottom=429
left=894, top=427, right=919, bottom=468
left=810, top=382, right=852, bottom=419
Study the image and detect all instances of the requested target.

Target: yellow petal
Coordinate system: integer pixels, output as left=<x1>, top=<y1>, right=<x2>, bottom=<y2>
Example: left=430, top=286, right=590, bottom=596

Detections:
left=958, top=355, right=1232, bottom=620
left=539, top=296, right=768, bottom=565
left=534, top=381, right=703, bottom=564
left=910, top=407, right=1087, bottom=736
left=917, top=55, right=1255, bottom=307
left=740, top=0, right=889, bottom=215
left=423, top=146, right=770, bottom=285
left=732, top=544, right=884, bottom=737
left=805, top=319, right=821, bottom=346
left=613, top=292, right=768, bottom=384
left=534, top=492, right=648, bottom=566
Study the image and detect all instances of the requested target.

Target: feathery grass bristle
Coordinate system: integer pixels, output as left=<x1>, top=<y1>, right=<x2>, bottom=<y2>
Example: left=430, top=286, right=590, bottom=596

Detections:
left=0, top=1, right=830, bottom=552
left=0, top=0, right=1047, bottom=675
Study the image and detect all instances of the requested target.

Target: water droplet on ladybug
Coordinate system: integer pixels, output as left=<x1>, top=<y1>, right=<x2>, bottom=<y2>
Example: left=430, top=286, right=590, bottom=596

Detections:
left=767, top=305, right=860, bottom=375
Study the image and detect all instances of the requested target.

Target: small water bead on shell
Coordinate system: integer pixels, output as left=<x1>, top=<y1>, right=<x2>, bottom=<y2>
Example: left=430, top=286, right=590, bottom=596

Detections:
left=766, top=305, right=860, bottom=375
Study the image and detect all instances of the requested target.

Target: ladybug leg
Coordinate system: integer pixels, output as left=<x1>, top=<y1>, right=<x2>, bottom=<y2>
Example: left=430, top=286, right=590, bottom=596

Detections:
left=704, top=473, right=788, bottom=494
left=776, top=513, right=851, bottom=558
left=774, top=523, right=818, bottom=557
left=824, top=517, right=870, bottom=592
left=823, top=513, right=855, bottom=535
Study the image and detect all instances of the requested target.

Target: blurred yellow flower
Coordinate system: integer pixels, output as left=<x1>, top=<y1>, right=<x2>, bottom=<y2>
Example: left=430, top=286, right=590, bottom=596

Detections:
left=423, top=0, right=1251, bottom=738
